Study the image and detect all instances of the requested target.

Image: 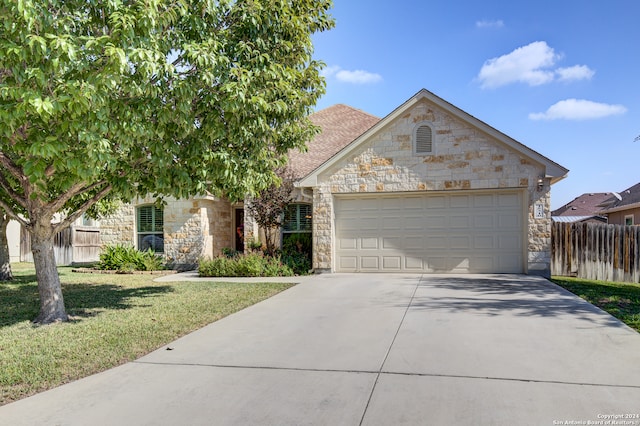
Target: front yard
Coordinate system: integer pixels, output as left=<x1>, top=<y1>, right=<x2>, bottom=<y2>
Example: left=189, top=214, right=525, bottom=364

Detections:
left=551, top=276, right=640, bottom=333
left=0, top=263, right=293, bottom=406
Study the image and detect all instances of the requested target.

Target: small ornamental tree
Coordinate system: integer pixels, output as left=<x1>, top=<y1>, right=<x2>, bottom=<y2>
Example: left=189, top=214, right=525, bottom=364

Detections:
left=0, top=0, right=333, bottom=323
left=246, top=168, right=295, bottom=255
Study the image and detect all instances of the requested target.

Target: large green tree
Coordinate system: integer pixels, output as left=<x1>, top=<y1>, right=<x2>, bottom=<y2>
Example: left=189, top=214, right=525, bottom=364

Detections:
left=0, top=0, right=333, bottom=323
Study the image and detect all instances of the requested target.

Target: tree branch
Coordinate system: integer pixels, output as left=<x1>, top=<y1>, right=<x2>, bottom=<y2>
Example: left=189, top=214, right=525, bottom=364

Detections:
left=0, top=152, right=26, bottom=182
left=53, top=183, right=113, bottom=234
left=0, top=199, right=29, bottom=228
left=0, top=173, right=27, bottom=210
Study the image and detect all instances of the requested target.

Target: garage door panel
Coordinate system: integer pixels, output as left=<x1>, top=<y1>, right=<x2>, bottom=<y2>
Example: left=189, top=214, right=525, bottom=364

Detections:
left=424, top=216, right=447, bottom=228
left=337, top=236, right=357, bottom=250
left=360, top=257, right=379, bottom=270
left=425, top=236, right=448, bottom=249
left=450, top=195, right=470, bottom=208
left=334, top=191, right=524, bottom=273
left=382, top=256, right=401, bottom=269
left=339, top=256, right=358, bottom=270
left=404, top=256, right=424, bottom=270
left=382, top=236, right=402, bottom=250
left=361, top=237, right=378, bottom=250
left=474, top=215, right=495, bottom=228
left=450, top=216, right=470, bottom=228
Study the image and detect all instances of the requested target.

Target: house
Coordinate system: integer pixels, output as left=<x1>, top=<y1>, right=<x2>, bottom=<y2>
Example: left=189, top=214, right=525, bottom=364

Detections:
left=551, top=193, right=610, bottom=224
left=101, top=89, right=568, bottom=276
left=598, top=182, right=640, bottom=225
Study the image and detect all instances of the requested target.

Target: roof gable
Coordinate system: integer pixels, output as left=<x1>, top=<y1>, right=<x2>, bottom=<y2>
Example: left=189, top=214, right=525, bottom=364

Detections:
left=299, top=89, right=568, bottom=187
left=288, top=104, right=380, bottom=178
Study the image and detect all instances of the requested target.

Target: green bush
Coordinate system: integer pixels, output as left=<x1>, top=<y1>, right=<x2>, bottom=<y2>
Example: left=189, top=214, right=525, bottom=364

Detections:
left=97, top=245, right=165, bottom=272
left=198, top=253, right=294, bottom=277
left=282, top=233, right=312, bottom=275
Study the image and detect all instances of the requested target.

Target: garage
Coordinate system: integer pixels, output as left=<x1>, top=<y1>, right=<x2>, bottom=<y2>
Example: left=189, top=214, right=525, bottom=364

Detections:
left=334, top=190, right=525, bottom=273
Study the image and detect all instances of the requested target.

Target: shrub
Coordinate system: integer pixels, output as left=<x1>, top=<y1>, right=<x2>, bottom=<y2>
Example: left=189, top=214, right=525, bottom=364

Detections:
left=98, top=245, right=165, bottom=272
left=198, top=253, right=294, bottom=277
left=282, top=233, right=312, bottom=275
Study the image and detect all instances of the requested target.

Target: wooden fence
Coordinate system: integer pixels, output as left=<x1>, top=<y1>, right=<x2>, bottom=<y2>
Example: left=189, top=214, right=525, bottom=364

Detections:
left=551, top=222, right=640, bottom=283
left=20, top=226, right=101, bottom=265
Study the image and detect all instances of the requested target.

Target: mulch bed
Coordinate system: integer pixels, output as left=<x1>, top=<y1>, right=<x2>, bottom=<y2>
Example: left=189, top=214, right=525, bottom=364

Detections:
left=71, top=268, right=177, bottom=276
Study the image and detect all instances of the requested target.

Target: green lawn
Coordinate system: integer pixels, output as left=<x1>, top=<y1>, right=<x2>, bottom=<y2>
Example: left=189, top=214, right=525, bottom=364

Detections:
left=551, top=276, right=640, bottom=333
left=0, top=263, right=294, bottom=406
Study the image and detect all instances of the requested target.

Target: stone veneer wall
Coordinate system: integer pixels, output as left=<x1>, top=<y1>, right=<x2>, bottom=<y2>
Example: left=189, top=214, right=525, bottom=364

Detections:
left=100, top=196, right=234, bottom=270
left=310, top=99, right=552, bottom=276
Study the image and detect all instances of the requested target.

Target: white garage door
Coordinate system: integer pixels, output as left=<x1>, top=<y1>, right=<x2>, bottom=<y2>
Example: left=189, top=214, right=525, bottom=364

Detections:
left=334, top=190, right=525, bottom=273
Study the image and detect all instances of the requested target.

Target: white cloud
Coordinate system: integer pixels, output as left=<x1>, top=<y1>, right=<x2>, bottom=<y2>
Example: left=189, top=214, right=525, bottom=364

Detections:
left=336, top=69, right=383, bottom=84
left=477, top=41, right=595, bottom=89
left=476, top=19, right=504, bottom=29
left=555, top=65, right=595, bottom=82
left=478, top=41, right=559, bottom=89
left=321, top=65, right=341, bottom=78
left=322, top=65, right=382, bottom=84
left=529, top=99, right=627, bottom=121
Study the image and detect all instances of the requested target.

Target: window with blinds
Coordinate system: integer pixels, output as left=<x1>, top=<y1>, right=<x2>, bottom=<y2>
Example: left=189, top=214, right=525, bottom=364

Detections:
left=414, top=123, right=434, bottom=154
left=137, top=205, right=164, bottom=252
left=282, top=204, right=312, bottom=233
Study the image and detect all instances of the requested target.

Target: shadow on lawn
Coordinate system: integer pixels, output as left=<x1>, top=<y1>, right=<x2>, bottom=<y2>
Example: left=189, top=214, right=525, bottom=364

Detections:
left=0, top=278, right=173, bottom=327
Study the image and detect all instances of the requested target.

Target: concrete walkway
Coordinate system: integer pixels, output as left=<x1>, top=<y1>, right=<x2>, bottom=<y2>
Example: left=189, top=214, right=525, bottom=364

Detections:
left=2, top=274, right=640, bottom=425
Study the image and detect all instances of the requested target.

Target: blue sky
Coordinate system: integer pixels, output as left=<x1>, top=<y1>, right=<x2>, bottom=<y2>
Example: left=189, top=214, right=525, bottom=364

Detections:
left=311, top=0, right=640, bottom=209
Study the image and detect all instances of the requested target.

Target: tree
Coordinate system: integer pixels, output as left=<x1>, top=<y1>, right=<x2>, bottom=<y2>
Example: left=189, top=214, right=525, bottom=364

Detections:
left=246, top=168, right=295, bottom=255
left=0, top=208, right=13, bottom=281
left=0, top=0, right=333, bottom=323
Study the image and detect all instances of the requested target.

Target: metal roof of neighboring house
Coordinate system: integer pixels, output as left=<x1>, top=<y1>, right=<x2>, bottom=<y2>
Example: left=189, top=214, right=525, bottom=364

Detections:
left=551, top=215, right=607, bottom=223
left=598, top=182, right=640, bottom=213
left=288, top=104, right=380, bottom=179
left=552, top=192, right=614, bottom=217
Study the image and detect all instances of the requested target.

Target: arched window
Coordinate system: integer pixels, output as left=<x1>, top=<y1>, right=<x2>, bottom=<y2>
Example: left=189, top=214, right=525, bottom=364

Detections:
left=137, top=205, right=164, bottom=253
left=414, top=123, right=434, bottom=155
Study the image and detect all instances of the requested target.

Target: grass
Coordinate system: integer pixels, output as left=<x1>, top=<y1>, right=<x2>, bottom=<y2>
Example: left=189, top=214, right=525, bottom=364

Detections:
left=0, top=263, right=294, bottom=406
left=551, top=276, right=640, bottom=333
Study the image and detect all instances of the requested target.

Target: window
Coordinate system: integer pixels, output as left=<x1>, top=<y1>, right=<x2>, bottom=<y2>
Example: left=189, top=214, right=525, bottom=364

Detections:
left=283, top=204, right=312, bottom=233
left=625, top=215, right=634, bottom=226
left=414, top=123, right=434, bottom=154
left=137, top=205, right=164, bottom=253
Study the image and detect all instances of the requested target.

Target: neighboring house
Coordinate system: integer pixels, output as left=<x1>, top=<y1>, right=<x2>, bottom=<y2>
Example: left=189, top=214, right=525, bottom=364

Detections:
left=101, top=89, right=569, bottom=276
left=551, top=193, right=610, bottom=223
left=598, top=182, right=640, bottom=225
left=7, top=219, right=21, bottom=262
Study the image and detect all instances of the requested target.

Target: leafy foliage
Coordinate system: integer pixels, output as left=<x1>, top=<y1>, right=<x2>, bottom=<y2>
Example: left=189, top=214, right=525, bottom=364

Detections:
left=97, top=245, right=165, bottom=272
left=0, top=0, right=333, bottom=322
left=198, top=253, right=294, bottom=277
left=282, top=233, right=312, bottom=275
left=245, top=168, right=295, bottom=255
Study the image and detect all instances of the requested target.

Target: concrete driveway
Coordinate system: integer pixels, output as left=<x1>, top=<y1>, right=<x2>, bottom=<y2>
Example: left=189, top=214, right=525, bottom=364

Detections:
left=2, top=274, right=640, bottom=425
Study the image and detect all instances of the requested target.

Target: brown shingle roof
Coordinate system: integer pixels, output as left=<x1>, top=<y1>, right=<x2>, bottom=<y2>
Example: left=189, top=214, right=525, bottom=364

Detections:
left=552, top=193, right=613, bottom=217
left=288, top=104, right=380, bottom=178
left=599, top=182, right=640, bottom=212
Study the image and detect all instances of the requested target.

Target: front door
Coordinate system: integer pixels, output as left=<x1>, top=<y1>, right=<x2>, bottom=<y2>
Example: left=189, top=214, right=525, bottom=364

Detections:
left=235, top=208, right=244, bottom=252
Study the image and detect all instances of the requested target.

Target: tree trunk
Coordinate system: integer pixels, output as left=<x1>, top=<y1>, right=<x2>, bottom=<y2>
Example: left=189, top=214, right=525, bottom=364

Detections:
left=31, top=223, right=68, bottom=324
left=0, top=213, right=13, bottom=281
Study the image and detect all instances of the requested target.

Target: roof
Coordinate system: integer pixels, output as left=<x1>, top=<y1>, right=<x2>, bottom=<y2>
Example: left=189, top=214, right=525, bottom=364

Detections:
left=598, top=182, right=640, bottom=214
left=552, top=216, right=607, bottom=223
left=288, top=104, right=380, bottom=178
left=552, top=192, right=613, bottom=217
left=299, top=89, right=569, bottom=187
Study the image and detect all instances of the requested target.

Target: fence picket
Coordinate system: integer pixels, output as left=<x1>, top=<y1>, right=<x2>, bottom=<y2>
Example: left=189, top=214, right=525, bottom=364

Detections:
left=551, top=222, right=640, bottom=283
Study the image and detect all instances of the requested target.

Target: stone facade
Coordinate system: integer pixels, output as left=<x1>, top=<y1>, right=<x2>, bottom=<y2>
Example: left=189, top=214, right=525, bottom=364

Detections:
left=100, top=196, right=235, bottom=270
left=306, top=98, right=554, bottom=276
